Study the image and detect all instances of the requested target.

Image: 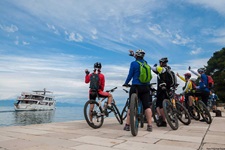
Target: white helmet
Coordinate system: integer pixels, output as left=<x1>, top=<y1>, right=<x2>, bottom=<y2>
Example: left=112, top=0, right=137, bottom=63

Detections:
left=135, top=49, right=145, bottom=58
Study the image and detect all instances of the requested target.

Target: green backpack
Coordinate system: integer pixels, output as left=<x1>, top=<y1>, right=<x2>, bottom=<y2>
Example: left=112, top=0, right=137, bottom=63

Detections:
left=137, top=60, right=152, bottom=83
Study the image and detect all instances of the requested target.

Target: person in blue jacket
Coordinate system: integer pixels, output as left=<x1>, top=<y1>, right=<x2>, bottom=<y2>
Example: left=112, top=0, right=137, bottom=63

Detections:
left=189, top=66, right=210, bottom=121
left=123, top=49, right=153, bottom=132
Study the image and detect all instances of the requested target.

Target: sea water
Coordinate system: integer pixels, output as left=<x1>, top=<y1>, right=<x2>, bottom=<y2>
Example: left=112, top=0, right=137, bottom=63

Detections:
left=0, top=106, right=84, bottom=127
left=0, top=105, right=125, bottom=127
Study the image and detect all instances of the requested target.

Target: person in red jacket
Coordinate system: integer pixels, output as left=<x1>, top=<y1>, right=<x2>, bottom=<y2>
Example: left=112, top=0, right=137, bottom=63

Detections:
left=85, top=62, right=113, bottom=107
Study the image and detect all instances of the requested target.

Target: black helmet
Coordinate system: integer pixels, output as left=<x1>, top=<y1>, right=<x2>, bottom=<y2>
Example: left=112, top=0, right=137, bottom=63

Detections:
left=159, top=57, right=168, bottom=63
left=94, top=62, right=102, bottom=69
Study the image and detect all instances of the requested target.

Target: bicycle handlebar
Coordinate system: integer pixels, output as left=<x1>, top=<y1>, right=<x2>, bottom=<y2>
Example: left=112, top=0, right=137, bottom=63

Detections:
left=106, top=87, right=117, bottom=93
left=123, top=89, right=129, bottom=93
left=122, top=84, right=131, bottom=87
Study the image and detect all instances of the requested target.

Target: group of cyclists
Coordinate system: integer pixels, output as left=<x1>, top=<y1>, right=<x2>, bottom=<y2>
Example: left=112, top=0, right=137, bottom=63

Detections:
left=84, top=49, right=213, bottom=132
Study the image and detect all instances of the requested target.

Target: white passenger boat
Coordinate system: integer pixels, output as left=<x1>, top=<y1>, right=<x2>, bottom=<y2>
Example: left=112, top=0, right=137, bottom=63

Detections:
left=14, top=88, right=56, bottom=111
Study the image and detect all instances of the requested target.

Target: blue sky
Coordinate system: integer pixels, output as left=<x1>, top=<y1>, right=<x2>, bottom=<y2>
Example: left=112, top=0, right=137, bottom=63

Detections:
left=0, top=0, right=225, bottom=104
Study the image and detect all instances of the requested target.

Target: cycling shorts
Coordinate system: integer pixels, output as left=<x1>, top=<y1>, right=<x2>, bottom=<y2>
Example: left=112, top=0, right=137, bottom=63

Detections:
left=89, top=89, right=109, bottom=100
left=156, top=88, right=169, bottom=109
left=129, top=85, right=151, bottom=111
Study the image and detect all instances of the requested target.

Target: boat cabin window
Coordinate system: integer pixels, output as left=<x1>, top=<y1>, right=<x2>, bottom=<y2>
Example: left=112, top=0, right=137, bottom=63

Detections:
left=31, top=96, right=44, bottom=100
left=24, top=95, right=31, bottom=99
left=45, top=97, right=53, bottom=101
left=20, top=101, right=37, bottom=104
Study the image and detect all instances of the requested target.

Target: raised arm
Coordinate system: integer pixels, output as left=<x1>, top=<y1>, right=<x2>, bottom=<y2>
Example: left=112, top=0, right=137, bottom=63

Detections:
left=188, top=66, right=200, bottom=77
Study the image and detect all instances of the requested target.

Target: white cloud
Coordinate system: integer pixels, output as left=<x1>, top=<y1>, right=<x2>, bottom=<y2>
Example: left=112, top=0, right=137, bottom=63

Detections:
left=188, top=0, right=225, bottom=16
left=0, top=54, right=127, bottom=103
left=46, top=23, right=60, bottom=35
left=0, top=0, right=223, bottom=103
left=0, top=24, right=18, bottom=33
left=66, top=32, right=83, bottom=42
left=22, top=41, right=30, bottom=45
left=190, top=47, right=202, bottom=55
left=91, top=28, right=98, bottom=39
left=172, top=34, right=192, bottom=45
left=148, top=24, right=192, bottom=46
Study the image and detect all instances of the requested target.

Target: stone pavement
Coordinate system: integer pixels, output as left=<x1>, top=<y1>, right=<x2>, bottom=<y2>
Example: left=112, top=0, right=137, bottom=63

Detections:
left=0, top=112, right=224, bottom=150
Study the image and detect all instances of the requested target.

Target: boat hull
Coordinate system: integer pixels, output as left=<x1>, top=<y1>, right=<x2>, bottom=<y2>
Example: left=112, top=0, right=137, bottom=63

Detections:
left=14, top=103, right=56, bottom=111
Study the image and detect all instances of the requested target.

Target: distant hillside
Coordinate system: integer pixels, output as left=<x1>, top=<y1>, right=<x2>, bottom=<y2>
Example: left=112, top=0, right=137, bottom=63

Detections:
left=0, top=100, right=83, bottom=107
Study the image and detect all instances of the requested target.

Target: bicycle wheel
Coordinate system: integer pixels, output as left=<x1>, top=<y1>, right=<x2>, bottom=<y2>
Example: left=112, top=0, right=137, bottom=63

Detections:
left=121, top=98, right=129, bottom=121
left=130, top=93, right=139, bottom=136
left=163, top=99, right=179, bottom=130
left=198, top=100, right=212, bottom=124
left=83, top=100, right=104, bottom=129
left=151, top=98, right=159, bottom=123
left=111, top=103, right=123, bottom=124
left=189, top=104, right=200, bottom=120
left=176, top=101, right=191, bottom=125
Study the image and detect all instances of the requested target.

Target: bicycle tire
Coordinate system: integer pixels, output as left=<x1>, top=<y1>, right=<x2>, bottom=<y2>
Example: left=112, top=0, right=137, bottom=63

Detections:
left=83, top=100, right=104, bottom=129
left=189, top=104, right=200, bottom=120
left=130, top=93, right=139, bottom=136
left=176, top=101, right=191, bottom=125
left=121, top=99, right=129, bottom=121
left=152, top=98, right=159, bottom=123
left=198, top=100, right=212, bottom=124
left=163, top=99, right=179, bottom=130
left=111, top=103, right=123, bottom=124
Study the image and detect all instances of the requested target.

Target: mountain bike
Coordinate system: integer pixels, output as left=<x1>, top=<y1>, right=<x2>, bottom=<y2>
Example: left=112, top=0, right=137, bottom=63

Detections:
left=188, top=94, right=212, bottom=124
left=122, top=84, right=145, bottom=136
left=83, top=87, right=122, bottom=129
left=152, top=87, right=191, bottom=128
left=162, top=85, right=191, bottom=130
left=121, top=83, right=156, bottom=122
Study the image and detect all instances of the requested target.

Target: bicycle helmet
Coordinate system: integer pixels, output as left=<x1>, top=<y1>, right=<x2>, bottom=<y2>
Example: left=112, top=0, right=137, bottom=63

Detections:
left=94, top=62, right=102, bottom=69
left=197, top=68, right=205, bottom=74
left=184, top=73, right=191, bottom=78
left=159, top=57, right=168, bottom=63
left=135, top=49, right=145, bottom=58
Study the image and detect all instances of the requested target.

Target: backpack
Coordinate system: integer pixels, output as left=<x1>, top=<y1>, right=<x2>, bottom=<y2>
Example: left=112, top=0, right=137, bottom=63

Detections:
left=190, top=80, right=197, bottom=90
left=89, top=73, right=99, bottom=90
left=207, top=75, right=214, bottom=89
left=136, top=60, right=152, bottom=83
left=165, top=67, right=177, bottom=88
